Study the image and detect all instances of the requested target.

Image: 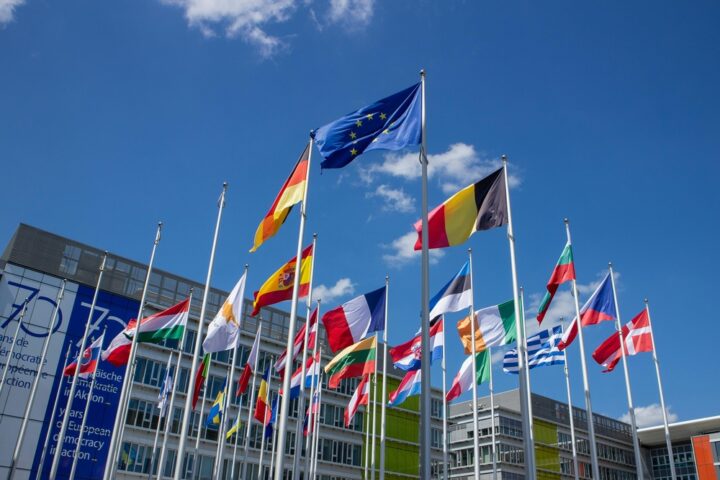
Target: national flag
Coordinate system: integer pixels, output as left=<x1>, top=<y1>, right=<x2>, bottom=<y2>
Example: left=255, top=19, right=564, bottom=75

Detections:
left=226, top=416, right=241, bottom=440
left=503, top=326, right=565, bottom=374
left=205, top=379, right=226, bottom=427
left=457, top=300, right=517, bottom=355
left=388, top=369, right=422, bottom=407
left=64, top=335, right=103, bottom=378
left=429, top=261, right=472, bottom=319
left=254, top=367, right=271, bottom=424
left=304, top=386, right=321, bottom=436
left=251, top=145, right=310, bottom=252
left=283, top=353, right=316, bottom=400
left=274, top=307, right=318, bottom=375
left=414, top=168, right=508, bottom=250
left=446, top=350, right=491, bottom=402
left=251, top=244, right=314, bottom=317
left=236, top=326, right=261, bottom=397
left=389, top=317, right=444, bottom=371
left=158, top=369, right=173, bottom=416
left=557, top=273, right=617, bottom=350
left=324, top=336, right=377, bottom=389
left=321, top=287, right=386, bottom=353
left=313, top=83, right=422, bottom=170
left=265, top=395, right=279, bottom=439
left=344, top=374, right=370, bottom=427
left=304, top=351, right=321, bottom=389
left=592, top=309, right=653, bottom=373
left=537, top=242, right=576, bottom=323
left=203, top=273, right=246, bottom=353
left=133, top=298, right=190, bottom=344
left=101, top=319, right=136, bottom=366
left=192, top=354, right=211, bottom=410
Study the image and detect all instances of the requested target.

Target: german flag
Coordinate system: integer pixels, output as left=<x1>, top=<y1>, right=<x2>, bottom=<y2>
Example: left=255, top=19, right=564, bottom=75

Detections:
left=414, top=167, right=508, bottom=250
left=250, top=145, right=310, bottom=252
left=251, top=243, right=314, bottom=316
left=324, top=336, right=376, bottom=389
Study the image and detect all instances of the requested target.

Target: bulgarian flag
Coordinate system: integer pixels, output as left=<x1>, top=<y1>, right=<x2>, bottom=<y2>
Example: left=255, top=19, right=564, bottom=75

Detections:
left=135, top=298, right=190, bottom=343
left=251, top=243, right=314, bottom=317
left=250, top=145, right=309, bottom=252
left=192, top=354, right=211, bottom=410
left=324, top=336, right=377, bottom=389
left=537, top=241, right=576, bottom=323
left=446, top=349, right=491, bottom=402
left=457, top=299, right=517, bottom=355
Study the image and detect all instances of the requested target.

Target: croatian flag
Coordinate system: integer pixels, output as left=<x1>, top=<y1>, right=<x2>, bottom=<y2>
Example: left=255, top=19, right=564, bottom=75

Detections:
left=274, top=307, right=318, bottom=374
left=322, top=286, right=386, bottom=353
left=558, top=273, right=617, bottom=350
left=64, top=335, right=103, bottom=379
left=388, top=369, right=422, bottom=406
left=389, top=317, right=444, bottom=371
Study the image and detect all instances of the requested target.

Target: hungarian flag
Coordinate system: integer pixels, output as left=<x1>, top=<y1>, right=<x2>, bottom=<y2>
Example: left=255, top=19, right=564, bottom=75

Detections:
left=324, top=336, right=377, bottom=389
left=250, top=145, right=309, bottom=252
left=251, top=243, right=314, bottom=317
left=558, top=273, right=617, bottom=350
left=344, top=374, right=370, bottom=427
left=192, top=354, right=211, bottom=410
left=537, top=242, right=576, bottom=323
left=65, top=334, right=104, bottom=378
left=457, top=300, right=517, bottom=354
left=414, top=167, right=507, bottom=250
left=236, top=325, right=261, bottom=397
left=446, top=349, right=491, bottom=402
left=274, top=307, right=318, bottom=375
left=102, top=319, right=136, bottom=366
left=321, top=287, right=386, bottom=353
left=592, top=309, right=653, bottom=372
left=135, top=298, right=190, bottom=344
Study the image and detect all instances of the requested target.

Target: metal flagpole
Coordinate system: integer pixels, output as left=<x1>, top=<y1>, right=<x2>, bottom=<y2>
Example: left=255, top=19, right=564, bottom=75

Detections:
left=69, top=329, right=106, bottom=480
left=560, top=322, right=580, bottom=480
left=50, top=252, right=107, bottom=480
left=364, top=390, right=371, bottom=478
left=608, top=263, right=644, bottom=480
left=269, top=401, right=279, bottom=477
left=419, top=67, right=432, bottom=480
left=310, top=372, right=323, bottom=480
left=645, top=299, right=677, bottom=480
left=0, top=297, right=29, bottom=401
left=502, top=155, right=534, bottom=480
left=467, top=248, right=481, bottom=480
left=564, top=219, right=600, bottom=480
left=149, top=354, right=175, bottom=479
left=275, top=136, right=313, bottom=480
left=36, top=342, right=72, bottom=480
left=293, top=235, right=318, bottom=480
left=174, top=183, right=228, bottom=480
left=10, top=280, right=66, bottom=479
left=519, top=286, right=536, bottom=473
left=371, top=334, right=379, bottom=478
left=157, top=291, right=193, bottom=480
left=192, top=370, right=211, bottom=480
left=304, top=301, right=321, bottom=476
left=258, top=362, right=274, bottom=480
left=241, top=319, right=263, bottom=479
left=231, top=402, right=243, bottom=480
left=489, top=346, right=497, bottom=480
left=379, top=276, right=389, bottom=480
left=214, top=362, right=233, bottom=478
left=441, top=317, right=449, bottom=480
left=105, top=223, right=163, bottom=480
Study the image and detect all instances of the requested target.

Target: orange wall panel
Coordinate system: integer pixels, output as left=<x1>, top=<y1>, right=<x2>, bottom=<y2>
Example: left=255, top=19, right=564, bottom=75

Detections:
left=692, top=435, right=717, bottom=480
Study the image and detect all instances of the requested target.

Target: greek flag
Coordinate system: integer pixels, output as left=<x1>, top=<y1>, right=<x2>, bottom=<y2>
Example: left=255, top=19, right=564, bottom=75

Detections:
left=503, top=326, right=565, bottom=374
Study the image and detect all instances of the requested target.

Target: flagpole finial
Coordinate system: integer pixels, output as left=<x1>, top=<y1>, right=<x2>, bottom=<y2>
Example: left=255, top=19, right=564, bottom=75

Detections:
left=467, top=247, right=472, bottom=253
left=313, top=232, right=318, bottom=239
left=386, top=274, right=389, bottom=281
left=158, top=221, right=163, bottom=227
left=501, top=154, right=508, bottom=164
left=223, top=181, right=228, bottom=189
left=245, top=263, right=249, bottom=269
left=608, top=262, right=613, bottom=268
left=420, top=69, right=425, bottom=77
left=563, top=217, right=569, bottom=225
left=644, top=298, right=649, bottom=304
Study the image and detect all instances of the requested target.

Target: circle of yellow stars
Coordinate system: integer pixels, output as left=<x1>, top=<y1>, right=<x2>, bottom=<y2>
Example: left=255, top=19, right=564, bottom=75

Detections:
left=348, top=112, right=390, bottom=155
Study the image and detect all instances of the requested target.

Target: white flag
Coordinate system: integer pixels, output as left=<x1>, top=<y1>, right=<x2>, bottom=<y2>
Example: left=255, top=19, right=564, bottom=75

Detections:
left=203, top=272, right=246, bottom=353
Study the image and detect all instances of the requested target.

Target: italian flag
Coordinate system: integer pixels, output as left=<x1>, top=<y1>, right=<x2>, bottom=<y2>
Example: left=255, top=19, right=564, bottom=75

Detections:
left=324, top=336, right=376, bottom=389
left=537, top=242, right=576, bottom=323
left=446, top=349, right=491, bottom=402
left=134, top=298, right=189, bottom=343
left=456, top=299, right=517, bottom=355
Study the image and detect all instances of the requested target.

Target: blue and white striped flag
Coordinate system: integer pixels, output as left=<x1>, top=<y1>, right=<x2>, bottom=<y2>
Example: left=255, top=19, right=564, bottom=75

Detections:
left=503, top=326, right=565, bottom=374
left=158, top=370, right=173, bottom=416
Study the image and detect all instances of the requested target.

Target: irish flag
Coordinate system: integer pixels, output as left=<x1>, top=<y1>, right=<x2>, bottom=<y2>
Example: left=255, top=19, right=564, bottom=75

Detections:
left=446, top=349, right=491, bottom=402
left=537, top=241, right=576, bottom=323
left=135, top=298, right=189, bottom=343
left=457, top=299, right=517, bottom=355
left=324, top=336, right=377, bottom=389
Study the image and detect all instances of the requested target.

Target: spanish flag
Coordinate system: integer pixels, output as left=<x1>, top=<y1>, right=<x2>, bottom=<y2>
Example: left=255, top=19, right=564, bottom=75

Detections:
left=414, top=167, right=508, bottom=250
left=250, top=145, right=310, bottom=252
left=251, top=243, right=314, bottom=316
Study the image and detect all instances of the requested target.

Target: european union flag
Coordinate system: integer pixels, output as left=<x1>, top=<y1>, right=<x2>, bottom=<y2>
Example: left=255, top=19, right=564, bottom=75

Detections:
left=313, top=83, right=422, bottom=169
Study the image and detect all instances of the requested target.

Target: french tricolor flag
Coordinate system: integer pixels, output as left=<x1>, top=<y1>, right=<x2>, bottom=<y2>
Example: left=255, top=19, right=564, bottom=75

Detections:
left=389, top=317, right=444, bottom=371
left=388, top=369, right=422, bottom=406
left=321, top=286, right=386, bottom=353
left=64, top=335, right=103, bottom=379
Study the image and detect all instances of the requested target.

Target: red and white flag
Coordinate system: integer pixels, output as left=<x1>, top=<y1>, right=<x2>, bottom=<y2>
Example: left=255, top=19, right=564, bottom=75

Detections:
left=344, top=374, right=370, bottom=427
left=236, top=325, right=262, bottom=397
left=592, top=309, right=653, bottom=372
left=65, top=335, right=104, bottom=378
left=274, top=307, right=318, bottom=375
left=101, top=320, right=136, bottom=366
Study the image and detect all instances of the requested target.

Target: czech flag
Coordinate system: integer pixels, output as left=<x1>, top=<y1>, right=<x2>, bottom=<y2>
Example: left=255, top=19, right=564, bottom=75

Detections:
left=388, top=369, right=422, bottom=407
left=321, top=286, right=386, bottom=353
left=65, top=334, right=103, bottom=378
left=558, top=272, right=617, bottom=350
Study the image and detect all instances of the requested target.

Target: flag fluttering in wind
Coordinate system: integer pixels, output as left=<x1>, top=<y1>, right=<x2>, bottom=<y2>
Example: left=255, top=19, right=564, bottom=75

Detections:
left=389, top=317, right=444, bottom=372
left=593, top=309, right=653, bottom=372
left=158, top=370, right=173, bottom=416
left=389, top=369, right=422, bottom=407
left=504, top=326, right=565, bottom=374
left=324, top=336, right=377, bottom=389
left=304, top=385, right=321, bottom=436
left=537, top=242, right=576, bottom=323
left=558, top=273, right=617, bottom=350
left=251, top=244, right=314, bottom=317
left=254, top=367, right=272, bottom=423
left=321, top=287, right=386, bottom=353
left=265, top=395, right=279, bottom=439
left=203, top=273, right=246, bottom=353
left=313, top=83, right=422, bottom=170
left=236, top=326, right=261, bottom=397
left=226, top=416, right=241, bottom=440
left=429, top=262, right=472, bottom=319
left=274, top=307, right=318, bottom=375
left=101, top=319, right=136, bottom=366
left=206, top=379, right=226, bottom=427
left=192, top=354, right=211, bottom=410
left=344, top=374, right=370, bottom=427
left=133, top=298, right=190, bottom=344
left=414, top=168, right=508, bottom=250
left=251, top=145, right=310, bottom=252
left=65, top=335, right=103, bottom=378
left=457, top=300, right=517, bottom=355
left=446, top=350, right=491, bottom=402
left=284, top=354, right=317, bottom=400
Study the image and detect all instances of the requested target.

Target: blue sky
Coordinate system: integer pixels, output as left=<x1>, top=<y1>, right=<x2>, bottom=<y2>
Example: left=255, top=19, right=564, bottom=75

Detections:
left=1, top=0, right=719, bottom=428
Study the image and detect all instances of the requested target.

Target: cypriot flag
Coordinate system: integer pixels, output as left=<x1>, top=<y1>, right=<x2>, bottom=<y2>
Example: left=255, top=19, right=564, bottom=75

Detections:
left=203, top=272, right=247, bottom=353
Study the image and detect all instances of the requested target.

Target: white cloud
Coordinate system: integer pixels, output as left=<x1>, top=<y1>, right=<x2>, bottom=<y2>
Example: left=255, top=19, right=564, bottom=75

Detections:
left=382, top=231, right=445, bottom=267
left=313, top=278, right=355, bottom=303
left=366, top=184, right=415, bottom=213
left=327, top=0, right=374, bottom=28
left=0, top=0, right=25, bottom=25
left=621, top=404, right=678, bottom=428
